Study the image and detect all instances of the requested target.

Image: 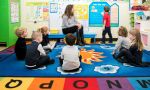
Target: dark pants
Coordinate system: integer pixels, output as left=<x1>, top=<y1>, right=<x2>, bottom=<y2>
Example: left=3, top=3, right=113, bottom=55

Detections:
left=27, top=56, right=54, bottom=69
left=62, top=26, right=84, bottom=43
left=115, top=48, right=142, bottom=66
left=59, top=56, right=82, bottom=72
left=116, top=48, right=133, bottom=63
left=102, top=27, right=112, bottom=43
left=16, top=52, right=26, bottom=60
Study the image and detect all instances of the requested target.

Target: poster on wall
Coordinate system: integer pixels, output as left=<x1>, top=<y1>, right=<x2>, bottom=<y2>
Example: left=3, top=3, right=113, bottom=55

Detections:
left=10, top=0, right=19, bottom=23
left=130, top=0, right=150, bottom=11
left=50, top=3, right=58, bottom=13
left=110, top=3, right=119, bottom=27
left=89, top=2, right=110, bottom=27
left=26, top=2, right=49, bottom=22
left=74, top=4, right=88, bottom=20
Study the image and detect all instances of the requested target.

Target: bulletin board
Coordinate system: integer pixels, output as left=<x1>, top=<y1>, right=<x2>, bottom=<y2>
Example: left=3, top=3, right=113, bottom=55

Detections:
left=10, top=0, right=19, bottom=23
left=110, top=3, right=119, bottom=27
left=89, top=2, right=110, bottom=27
left=26, top=2, right=49, bottom=22
left=89, top=2, right=119, bottom=27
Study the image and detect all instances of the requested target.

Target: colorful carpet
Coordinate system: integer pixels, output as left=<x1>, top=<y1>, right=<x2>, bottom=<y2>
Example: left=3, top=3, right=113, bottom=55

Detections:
left=0, top=46, right=14, bottom=62
left=0, top=77, right=150, bottom=90
left=0, top=44, right=150, bottom=77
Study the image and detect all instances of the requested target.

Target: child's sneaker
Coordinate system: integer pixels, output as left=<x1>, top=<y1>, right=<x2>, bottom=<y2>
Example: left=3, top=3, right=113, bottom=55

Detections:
left=33, top=66, right=46, bottom=70
left=38, top=66, right=46, bottom=70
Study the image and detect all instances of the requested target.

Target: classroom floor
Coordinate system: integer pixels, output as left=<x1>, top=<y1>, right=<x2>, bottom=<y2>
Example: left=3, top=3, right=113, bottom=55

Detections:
left=0, top=47, right=6, bottom=51
left=0, top=44, right=150, bottom=77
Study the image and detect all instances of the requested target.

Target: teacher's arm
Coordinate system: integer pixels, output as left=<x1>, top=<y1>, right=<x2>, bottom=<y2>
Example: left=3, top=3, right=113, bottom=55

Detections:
left=62, top=16, right=76, bottom=28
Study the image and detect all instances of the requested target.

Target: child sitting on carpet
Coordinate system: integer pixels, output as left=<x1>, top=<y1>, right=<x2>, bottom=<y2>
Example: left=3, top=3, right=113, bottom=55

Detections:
left=25, top=31, right=54, bottom=70
left=15, top=27, right=27, bottom=60
left=112, top=26, right=130, bottom=57
left=59, top=33, right=81, bottom=72
left=38, top=26, right=51, bottom=53
left=114, top=29, right=144, bottom=66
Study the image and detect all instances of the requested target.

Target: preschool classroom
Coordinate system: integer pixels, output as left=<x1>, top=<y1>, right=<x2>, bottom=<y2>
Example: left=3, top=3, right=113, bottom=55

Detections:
left=0, top=0, right=150, bottom=90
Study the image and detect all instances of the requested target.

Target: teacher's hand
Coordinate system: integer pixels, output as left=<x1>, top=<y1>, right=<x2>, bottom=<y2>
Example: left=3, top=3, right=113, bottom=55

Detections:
left=76, top=23, right=82, bottom=30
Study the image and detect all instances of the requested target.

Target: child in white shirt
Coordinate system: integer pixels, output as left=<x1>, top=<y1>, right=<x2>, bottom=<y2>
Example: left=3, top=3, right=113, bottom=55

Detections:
left=60, top=33, right=81, bottom=72
left=113, top=26, right=131, bottom=58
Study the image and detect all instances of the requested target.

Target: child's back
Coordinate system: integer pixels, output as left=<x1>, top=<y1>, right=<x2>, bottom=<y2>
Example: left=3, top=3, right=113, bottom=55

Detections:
left=15, top=27, right=27, bottom=60
left=25, top=31, right=54, bottom=70
left=61, top=45, right=80, bottom=70
left=25, top=41, right=40, bottom=66
left=60, top=33, right=81, bottom=72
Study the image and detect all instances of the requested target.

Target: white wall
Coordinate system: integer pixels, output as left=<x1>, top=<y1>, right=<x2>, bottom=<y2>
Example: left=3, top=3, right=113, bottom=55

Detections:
left=21, top=0, right=49, bottom=38
left=21, top=0, right=130, bottom=38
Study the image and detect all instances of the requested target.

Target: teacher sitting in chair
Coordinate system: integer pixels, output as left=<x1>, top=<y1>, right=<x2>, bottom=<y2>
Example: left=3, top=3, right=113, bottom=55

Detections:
left=62, top=4, right=85, bottom=46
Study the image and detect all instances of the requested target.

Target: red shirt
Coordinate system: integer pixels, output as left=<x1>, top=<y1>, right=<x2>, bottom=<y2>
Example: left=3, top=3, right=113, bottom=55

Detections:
left=103, top=12, right=110, bottom=27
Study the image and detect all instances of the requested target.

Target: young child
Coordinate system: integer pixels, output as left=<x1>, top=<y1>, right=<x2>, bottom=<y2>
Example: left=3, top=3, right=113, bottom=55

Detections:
left=38, top=26, right=51, bottom=53
left=112, top=26, right=131, bottom=57
left=15, top=27, right=27, bottom=60
left=59, top=33, right=81, bottom=72
left=25, top=31, right=54, bottom=70
left=115, top=29, right=144, bottom=66
left=101, top=6, right=112, bottom=44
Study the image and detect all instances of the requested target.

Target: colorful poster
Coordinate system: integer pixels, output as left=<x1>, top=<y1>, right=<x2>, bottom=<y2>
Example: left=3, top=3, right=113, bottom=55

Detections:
left=74, top=4, right=88, bottom=20
left=26, top=2, right=49, bottom=21
left=89, top=2, right=110, bottom=27
left=110, top=3, right=119, bottom=27
left=10, top=0, right=19, bottom=23
left=130, top=0, right=150, bottom=11
left=50, top=3, right=58, bottom=13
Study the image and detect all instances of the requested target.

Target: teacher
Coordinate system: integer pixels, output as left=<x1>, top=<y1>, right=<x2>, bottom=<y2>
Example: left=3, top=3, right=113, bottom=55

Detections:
left=62, top=4, right=85, bottom=46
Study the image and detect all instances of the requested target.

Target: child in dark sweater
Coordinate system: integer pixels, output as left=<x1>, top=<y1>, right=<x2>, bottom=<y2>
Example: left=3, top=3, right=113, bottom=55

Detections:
left=15, top=27, right=27, bottom=60
left=38, top=26, right=51, bottom=53
left=25, top=31, right=54, bottom=70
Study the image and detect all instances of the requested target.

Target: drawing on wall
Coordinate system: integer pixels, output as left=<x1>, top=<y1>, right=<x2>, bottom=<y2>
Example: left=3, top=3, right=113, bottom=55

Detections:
left=26, top=2, right=49, bottom=22
left=74, top=4, right=88, bottom=20
left=50, top=3, right=58, bottom=13
left=10, top=0, right=19, bottom=23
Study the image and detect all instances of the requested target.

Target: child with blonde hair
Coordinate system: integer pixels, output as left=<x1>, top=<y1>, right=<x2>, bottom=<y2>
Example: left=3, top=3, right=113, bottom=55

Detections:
left=113, top=26, right=130, bottom=57
left=25, top=31, right=54, bottom=70
left=38, top=26, right=51, bottom=53
left=15, top=27, right=28, bottom=60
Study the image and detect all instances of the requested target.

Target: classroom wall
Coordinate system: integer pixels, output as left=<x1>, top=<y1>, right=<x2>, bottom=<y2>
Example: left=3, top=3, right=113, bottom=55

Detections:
left=21, top=0, right=49, bottom=38
left=90, top=1, right=130, bottom=38
left=21, top=0, right=130, bottom=39
left=0, top=0, right=21, bottom=47
left=0, top=0, right=9, bottom=43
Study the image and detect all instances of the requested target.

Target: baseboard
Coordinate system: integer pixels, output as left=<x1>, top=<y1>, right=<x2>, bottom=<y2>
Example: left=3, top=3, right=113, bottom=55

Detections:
left=0, top=42, right=7, bottom=46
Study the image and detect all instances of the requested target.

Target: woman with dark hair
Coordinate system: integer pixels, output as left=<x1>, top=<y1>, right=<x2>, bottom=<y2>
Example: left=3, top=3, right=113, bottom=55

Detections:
left=62, top=4, right=85, bottom=46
